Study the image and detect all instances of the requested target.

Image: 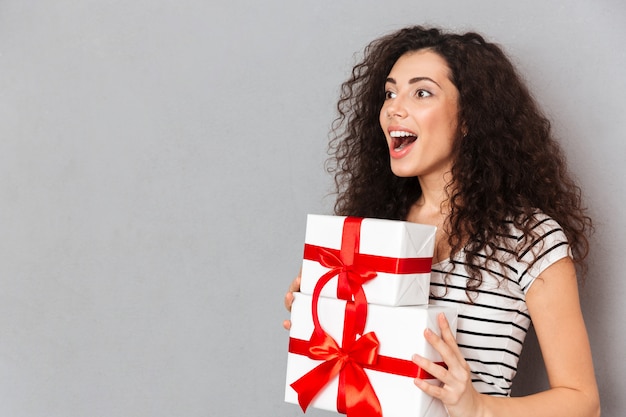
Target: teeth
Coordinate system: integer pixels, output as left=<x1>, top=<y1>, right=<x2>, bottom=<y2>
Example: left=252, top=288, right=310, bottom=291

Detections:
left=389, top=130, right=416, bottom=138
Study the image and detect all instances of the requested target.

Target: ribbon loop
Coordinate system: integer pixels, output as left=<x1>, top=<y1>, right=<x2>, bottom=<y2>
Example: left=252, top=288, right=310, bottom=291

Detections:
left=316, top=247, right=378, bottom=300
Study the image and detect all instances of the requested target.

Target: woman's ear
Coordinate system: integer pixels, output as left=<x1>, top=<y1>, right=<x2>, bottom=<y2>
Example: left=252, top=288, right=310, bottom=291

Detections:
left=461, top=123, right=468, bottom=138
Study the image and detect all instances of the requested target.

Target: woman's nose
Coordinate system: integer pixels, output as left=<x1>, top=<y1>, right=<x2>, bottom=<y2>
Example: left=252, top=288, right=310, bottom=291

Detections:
left=386, top=97, right=408, bottom=119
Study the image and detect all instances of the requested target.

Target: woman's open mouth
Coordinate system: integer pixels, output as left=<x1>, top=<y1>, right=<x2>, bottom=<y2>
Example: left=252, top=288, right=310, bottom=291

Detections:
left=390, top=130, right=418, bottom=152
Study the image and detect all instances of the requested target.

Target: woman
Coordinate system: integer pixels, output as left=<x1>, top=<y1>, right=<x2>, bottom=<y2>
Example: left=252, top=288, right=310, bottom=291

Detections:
left=284, top=26, right=600, bottom=417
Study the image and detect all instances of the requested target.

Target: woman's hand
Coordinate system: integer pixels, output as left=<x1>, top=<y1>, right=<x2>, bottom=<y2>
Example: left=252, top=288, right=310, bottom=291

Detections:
left=282, top=274, right=301, bottom=330
left=412, top=313, right=485, bottom=417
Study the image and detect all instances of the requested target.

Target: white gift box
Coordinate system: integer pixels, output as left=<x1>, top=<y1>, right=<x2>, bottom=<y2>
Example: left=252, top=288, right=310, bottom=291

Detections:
left=300, top=215, right=437, bottom=306
left=285, top=292, right=456, bottom=417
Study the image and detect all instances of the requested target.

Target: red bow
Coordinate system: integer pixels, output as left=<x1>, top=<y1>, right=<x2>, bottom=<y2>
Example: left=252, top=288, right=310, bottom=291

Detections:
left=317, top=247, right=378, bottom=297
left=290, top=330, right=382, bottom=417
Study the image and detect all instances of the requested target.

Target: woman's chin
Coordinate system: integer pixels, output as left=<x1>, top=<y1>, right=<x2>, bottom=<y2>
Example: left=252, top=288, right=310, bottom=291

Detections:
left=392, top=172, right=419, bottom=179
left=390, top=165, right=419, bottom=178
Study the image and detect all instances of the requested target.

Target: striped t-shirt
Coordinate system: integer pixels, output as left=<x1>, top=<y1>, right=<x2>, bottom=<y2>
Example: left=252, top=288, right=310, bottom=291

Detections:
left=429, top=213, right=571, bottom=396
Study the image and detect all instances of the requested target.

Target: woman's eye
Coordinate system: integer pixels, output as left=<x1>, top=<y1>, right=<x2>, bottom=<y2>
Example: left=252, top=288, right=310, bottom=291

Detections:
left=416, top=89, right=432, bottom=98
left=384, top=90, right=396, bottom=100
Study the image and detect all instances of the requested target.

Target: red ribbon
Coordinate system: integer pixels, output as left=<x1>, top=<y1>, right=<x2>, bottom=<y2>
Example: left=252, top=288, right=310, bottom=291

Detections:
left=290, top=331, right=382, bottom=417
left=304, top=244, right=433, bottom=276
left=289, top=337, right=444, bottom=380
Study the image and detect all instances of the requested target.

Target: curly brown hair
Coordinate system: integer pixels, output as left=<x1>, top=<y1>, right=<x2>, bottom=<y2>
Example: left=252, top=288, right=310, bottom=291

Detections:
left=327, top=26, right=591, bottom=291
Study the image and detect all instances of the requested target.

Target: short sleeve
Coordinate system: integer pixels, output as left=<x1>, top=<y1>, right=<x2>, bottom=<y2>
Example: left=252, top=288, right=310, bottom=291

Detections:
left=517, top=214, right=572, bottom=293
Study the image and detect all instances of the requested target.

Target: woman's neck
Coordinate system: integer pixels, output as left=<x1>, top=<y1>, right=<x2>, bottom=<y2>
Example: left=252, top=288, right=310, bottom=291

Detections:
left=406, top=173, right=454, bottom=264
left=412, top=171, right=452, bottom=220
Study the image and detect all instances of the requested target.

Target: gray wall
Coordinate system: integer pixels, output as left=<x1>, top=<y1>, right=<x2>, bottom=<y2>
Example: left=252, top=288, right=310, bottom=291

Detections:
left=0, top=1, right=623, bottom=416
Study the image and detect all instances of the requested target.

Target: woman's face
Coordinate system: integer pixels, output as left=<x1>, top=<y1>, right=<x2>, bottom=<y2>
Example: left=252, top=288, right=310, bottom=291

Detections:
left=379, top=49, right=461, bottom=180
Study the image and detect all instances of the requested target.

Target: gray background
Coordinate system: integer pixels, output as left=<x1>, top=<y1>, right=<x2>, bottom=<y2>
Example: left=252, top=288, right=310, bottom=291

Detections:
left=0, top=1, right=623, bottom=416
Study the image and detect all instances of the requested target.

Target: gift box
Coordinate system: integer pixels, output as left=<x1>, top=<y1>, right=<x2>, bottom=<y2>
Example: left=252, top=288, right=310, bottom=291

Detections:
left=285, top=292, right=457, bottom=417
left=300, top=215, right=437, bottom=306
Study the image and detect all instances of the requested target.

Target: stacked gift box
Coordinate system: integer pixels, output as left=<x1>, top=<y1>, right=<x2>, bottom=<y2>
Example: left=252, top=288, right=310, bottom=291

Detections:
left=285, top=215, right=458, bottom=417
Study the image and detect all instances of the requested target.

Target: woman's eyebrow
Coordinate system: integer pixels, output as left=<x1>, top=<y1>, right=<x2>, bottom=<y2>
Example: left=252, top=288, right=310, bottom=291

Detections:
left=385, top=76, right=441, bottom=88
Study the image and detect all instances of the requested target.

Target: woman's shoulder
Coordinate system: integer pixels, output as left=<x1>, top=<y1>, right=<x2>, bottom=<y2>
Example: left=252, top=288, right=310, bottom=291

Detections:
left=505, top=210, right=571, bottom=291
left=504, top=210, right=566, bottom=243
